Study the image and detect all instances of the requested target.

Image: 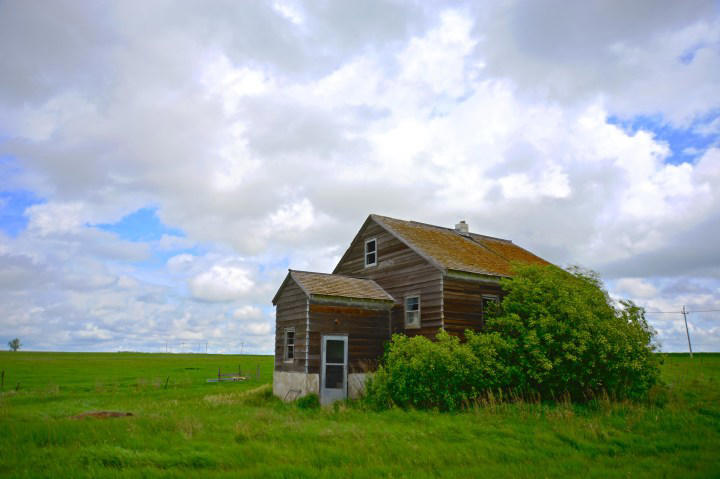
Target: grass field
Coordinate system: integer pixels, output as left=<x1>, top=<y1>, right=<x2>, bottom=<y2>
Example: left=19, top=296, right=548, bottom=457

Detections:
left=0, top=352, right=718, bottom=478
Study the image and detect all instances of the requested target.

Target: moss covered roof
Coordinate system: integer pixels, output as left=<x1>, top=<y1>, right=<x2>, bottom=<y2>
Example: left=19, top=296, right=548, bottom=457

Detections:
left=287, top=270, right=394, bottom=303
left=372, top=214, right=550, bottom=277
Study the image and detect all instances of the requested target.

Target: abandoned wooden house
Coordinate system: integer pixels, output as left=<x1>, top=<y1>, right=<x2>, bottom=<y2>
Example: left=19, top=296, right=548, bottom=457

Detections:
left=272, top=214, right=550, bottom=403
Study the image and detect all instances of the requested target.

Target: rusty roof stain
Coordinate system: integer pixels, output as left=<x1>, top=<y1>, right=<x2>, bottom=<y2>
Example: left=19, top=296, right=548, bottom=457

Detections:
left=288, top=270, right=395, bottom=303
left=372, top=214, right=550, bottom=277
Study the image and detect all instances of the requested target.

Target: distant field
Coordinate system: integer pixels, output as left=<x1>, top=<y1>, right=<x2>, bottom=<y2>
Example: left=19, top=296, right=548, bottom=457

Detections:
left=0, top=352, right=718, bottom=478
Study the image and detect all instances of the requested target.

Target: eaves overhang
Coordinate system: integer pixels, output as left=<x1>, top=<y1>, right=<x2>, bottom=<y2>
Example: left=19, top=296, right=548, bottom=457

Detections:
left=309, top=294, right=395, bottom=310
left=443, top=269, right=505, bottom=284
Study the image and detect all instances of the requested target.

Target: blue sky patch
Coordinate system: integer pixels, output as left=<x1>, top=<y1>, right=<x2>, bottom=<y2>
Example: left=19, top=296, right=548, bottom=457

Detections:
left=608, top=112, right=719, bottom=165
left=0, top=190, right=45, bottom=236
left=94, top=207, right=185, bottom=242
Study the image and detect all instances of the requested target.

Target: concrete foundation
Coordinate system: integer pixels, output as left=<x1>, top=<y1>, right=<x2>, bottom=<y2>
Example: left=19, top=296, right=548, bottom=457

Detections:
left=273, top=370, right=372, bottom=402
left=348, top=373, right=369, bottom=399
left=273, top=371, right=319, bottom=401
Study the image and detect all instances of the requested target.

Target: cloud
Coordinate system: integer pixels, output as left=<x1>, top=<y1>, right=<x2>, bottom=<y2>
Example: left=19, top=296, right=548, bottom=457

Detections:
left=615, top=278, right=659, bottom=299
left=189, top=265, right=255, bottom=302
left=233, top=305, right=264, bottom=320
left=478, top=0, right=720, bottom=125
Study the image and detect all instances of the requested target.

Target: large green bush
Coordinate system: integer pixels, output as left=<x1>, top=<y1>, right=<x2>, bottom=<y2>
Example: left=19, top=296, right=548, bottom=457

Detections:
left=365, top=264, right=661, bottom=409
left=487, top=264, right=660, bottom=400
left=365, top=330, right=492, bottom=411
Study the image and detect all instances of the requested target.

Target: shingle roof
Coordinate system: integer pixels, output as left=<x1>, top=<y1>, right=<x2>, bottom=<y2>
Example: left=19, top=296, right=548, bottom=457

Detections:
left=371, top=214, right=550, bottom=277
left=287, top=270, right=394, bottom=303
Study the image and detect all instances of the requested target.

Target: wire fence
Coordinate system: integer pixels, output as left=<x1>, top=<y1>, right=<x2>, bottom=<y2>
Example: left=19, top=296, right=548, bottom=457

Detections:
left=130, top=341, right=249, bottom=355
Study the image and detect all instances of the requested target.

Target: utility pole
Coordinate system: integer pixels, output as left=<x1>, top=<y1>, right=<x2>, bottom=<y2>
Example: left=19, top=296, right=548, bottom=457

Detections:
left=682, top=305, right=693, bottom=358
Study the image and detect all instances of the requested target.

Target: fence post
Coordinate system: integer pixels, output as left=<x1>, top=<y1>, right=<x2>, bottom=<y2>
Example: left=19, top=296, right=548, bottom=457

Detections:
left=1, top=370, right=4, bottom=390
left=218, top=368, right=221, bottom=382
left=256, top=364, right=260, bottom=381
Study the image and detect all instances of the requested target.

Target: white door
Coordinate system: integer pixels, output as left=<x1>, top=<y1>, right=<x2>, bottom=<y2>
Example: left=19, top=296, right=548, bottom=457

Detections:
left=321, top=335, right=348, bottom=405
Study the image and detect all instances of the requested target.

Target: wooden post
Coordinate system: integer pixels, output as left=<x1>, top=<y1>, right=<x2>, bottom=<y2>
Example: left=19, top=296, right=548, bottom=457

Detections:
left=682, top=305, right=693, bottom=358
left=218, top=367, right=221, bottom=382
left=1, top=370, right=4, bottom=390
left=164, top=377, right=169, bottom=389
left=256, top=364, right=260, bottom=380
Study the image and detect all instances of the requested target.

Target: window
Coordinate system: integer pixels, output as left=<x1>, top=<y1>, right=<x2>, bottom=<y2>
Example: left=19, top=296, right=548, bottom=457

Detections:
left=364, top=238, right=377, bottom=267
left=405, top=295, right=420, bottom=329
left=284, top=328, right=295, bottom=361
left=482, top=295, right=500, bottom=319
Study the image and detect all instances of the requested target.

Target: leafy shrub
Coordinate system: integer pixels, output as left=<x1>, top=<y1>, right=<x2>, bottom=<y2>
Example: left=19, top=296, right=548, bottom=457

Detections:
left=365, top=264, right=661, bottom=409
left=365, top=330, right=502, bottom=411
left=487, top=264, right=661, bottom=401
left=296, top=393, right=320, bottom=409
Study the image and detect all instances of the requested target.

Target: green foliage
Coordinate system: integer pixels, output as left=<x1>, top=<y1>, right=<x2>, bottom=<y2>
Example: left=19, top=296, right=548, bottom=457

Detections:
left=296, top=393, right=320, bottom=409
left=8, top=337, right=21, bottom=351
left=487, top=264, right=661, bottom=400
left=366, top=330, right=498, bottom=411
left=367, top=264, right=661, bottom=409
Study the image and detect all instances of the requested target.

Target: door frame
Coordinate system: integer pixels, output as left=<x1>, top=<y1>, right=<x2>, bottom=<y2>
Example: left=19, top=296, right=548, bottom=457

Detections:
left=320, top=334, right=348, bottom=405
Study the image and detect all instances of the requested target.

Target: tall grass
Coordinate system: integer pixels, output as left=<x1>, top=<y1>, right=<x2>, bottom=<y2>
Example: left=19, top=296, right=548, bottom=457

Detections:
left=0, top=351, right=718, bottom=478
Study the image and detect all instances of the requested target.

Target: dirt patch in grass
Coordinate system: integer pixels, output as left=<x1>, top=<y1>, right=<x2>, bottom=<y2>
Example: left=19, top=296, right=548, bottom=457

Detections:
left=70, top=411, right=133, bottom=419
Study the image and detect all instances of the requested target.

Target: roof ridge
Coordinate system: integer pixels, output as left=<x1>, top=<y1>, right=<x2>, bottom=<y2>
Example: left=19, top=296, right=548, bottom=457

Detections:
left=290, top=269, right=385, bottom=284
left=469, top=232, right=513, bottom=244
left=290, top=268, right=343, bottom=277
left=372, top=213, right=512, bottom=243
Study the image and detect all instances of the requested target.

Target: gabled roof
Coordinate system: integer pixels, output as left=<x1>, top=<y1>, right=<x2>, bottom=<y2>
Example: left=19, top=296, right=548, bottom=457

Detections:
left=354, top=214, right=550, bottom=278
left=272, top=270, right=395, bottom=305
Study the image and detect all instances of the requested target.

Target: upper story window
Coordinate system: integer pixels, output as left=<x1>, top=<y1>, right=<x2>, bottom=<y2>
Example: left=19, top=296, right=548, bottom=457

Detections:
left=405, top=295, right=420, bottom=329
left=284, top=328, right=295, bottom=361
left=364, top=238, right=377, bottom=267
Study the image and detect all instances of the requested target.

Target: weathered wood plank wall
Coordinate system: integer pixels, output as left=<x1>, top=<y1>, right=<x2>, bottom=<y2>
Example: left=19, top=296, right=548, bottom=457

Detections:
left=307, top=304, right=388, bottom=374
left=443, top=277, right=503, bottom=337
left=333, top=220, right=443, bottom=339
left=274, top=280, right=308, bottom=373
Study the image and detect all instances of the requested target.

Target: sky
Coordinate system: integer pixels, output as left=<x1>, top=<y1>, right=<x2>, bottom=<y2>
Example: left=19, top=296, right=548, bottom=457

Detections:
left=0, top=0, right=719, bottom=354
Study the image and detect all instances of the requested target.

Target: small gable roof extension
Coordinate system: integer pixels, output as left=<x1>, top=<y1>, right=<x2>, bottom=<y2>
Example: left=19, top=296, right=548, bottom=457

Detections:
left=361, top=214, right=550, bottom=278
left=272, top=270, right=395, bottom=306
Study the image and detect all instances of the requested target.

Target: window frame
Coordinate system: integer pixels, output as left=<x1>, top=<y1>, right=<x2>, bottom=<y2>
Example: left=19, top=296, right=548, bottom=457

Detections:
left=481, top=294, right=500, bottom=320
left=284, top=327, right=295, bottom=363
left=404, top=294, right=421, bottom=329
left=364, top=237, right=377, bottom=268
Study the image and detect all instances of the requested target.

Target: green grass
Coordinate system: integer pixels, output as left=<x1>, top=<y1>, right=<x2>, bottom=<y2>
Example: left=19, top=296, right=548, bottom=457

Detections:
left=0, top=352, right=719, bottom=478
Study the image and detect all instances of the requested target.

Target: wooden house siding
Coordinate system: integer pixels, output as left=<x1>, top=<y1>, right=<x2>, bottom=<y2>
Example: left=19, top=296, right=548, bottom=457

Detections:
left=333, top=220, right=443, bottom=339
left=274, top=280, right=308, bottom=373
left=307, top=303, right=389, bottom=374
left=442, top=276, right=504, bottom=336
